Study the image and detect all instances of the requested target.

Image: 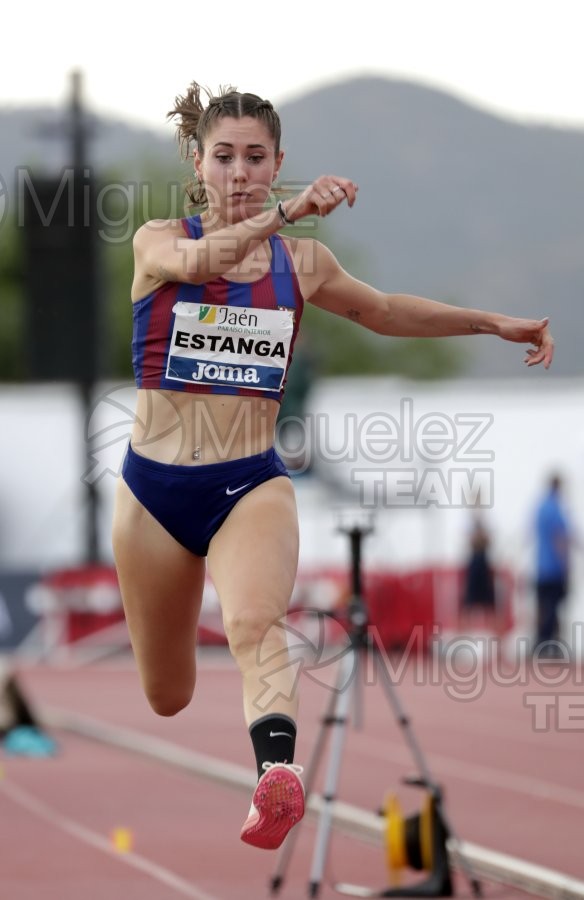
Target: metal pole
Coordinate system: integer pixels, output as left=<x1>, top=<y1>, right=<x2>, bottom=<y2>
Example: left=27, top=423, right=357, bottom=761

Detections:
left=69, top=70, right=99, bottom=564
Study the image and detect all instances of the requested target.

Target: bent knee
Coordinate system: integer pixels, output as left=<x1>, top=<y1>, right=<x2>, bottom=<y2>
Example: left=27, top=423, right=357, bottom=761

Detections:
left=224, top=606, right=283, bottom=659
left=146, top=683, right=195, bottom=717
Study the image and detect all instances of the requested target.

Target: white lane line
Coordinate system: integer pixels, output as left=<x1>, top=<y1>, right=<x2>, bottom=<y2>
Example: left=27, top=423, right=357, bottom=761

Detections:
left=0, top=780, right=220, bottom=900
left=45, top=703, right=584, bottom=811
left=39, top=707, right=584, bottom=900
left=38, top=707, right=584, bottom=898
left=394, top=703, right=578, bottom=750
left=359, top=736, right=584, bottom=810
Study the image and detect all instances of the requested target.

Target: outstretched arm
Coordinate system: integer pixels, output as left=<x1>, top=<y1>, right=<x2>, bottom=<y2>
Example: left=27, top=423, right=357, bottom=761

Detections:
left=303, top=241, right=554, bottom=369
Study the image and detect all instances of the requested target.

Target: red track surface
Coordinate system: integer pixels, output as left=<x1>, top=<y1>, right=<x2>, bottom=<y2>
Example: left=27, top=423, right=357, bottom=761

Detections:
left=1, top=651, right=582, bottom=899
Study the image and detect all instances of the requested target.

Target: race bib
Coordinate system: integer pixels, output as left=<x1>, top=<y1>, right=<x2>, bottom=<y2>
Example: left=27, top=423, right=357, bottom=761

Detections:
left=166, top=302, right=294, bottom=392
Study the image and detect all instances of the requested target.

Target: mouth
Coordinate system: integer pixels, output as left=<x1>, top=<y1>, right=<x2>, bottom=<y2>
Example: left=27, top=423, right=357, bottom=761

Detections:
left=230, top=192, right=252, bottom=199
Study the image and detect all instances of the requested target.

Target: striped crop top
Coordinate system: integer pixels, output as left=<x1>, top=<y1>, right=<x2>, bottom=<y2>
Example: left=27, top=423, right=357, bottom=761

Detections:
left=131, top=215, right=304, bottom=401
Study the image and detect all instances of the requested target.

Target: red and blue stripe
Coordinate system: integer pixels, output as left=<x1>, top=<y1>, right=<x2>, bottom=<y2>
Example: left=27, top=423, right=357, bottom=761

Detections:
left=132, top=215, right=304, bottom=400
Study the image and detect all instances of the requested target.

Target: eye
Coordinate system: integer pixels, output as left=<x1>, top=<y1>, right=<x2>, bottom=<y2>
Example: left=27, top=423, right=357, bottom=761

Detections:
left=215, top=154, right=232, bottom=163
left=249, top=155, right=265, bottom=164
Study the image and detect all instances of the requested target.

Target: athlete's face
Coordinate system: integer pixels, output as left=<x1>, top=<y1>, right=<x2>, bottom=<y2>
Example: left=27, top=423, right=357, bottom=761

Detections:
left=195, top=116, right=283, bottom=226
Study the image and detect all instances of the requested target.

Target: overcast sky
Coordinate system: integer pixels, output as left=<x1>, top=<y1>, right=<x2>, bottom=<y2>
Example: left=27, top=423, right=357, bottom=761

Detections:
left=3, top=0, right=583, bottom=132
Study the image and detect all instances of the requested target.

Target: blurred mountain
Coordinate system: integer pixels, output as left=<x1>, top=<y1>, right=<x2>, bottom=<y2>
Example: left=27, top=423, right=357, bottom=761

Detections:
left=1, top=76, right=583, bottom=377
left=0, top=105, right=177, bottom=177
left=279, top=78, right=584, bottom=378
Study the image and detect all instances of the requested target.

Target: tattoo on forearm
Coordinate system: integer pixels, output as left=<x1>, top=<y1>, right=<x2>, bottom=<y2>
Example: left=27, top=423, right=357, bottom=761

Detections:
left=346, top=308, right=361, bottom=322
left=470, top=323, right=483, bottom=332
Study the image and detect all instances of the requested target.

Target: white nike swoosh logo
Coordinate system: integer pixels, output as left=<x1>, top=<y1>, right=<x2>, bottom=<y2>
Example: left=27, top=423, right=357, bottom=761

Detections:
left=270, top=731, right=294, bottom=739
left=225, top=482, right=253, bottom=496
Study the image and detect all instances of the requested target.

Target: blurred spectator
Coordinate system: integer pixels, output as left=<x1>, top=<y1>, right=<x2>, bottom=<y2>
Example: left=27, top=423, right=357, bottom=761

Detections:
left=534, top=473, right=572, bottom=652
left=460, top=514, right=499, bottom=633
left=0, top=591, right=13, bottom=641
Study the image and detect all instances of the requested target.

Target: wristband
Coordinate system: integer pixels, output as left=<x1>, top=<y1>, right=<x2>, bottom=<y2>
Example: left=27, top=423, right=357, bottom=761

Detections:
left=277, top=200, right=294, bottom=226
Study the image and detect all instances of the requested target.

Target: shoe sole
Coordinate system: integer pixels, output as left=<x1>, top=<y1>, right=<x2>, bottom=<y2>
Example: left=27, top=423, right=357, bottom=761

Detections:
left=240, top=769, right=305, bottom=850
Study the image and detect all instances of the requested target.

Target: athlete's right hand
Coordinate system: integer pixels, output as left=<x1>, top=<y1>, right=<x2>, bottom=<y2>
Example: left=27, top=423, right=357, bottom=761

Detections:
left=282, top=175, right=358, bottom=222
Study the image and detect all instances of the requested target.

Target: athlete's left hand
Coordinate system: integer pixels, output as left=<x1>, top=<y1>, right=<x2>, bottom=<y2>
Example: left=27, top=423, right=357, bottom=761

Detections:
left=498, top=316, right=554, bottom=368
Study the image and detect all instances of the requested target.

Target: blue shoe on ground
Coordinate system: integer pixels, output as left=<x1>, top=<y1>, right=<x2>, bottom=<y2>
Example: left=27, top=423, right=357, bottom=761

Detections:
left=2, top=725, right=58, bottom=757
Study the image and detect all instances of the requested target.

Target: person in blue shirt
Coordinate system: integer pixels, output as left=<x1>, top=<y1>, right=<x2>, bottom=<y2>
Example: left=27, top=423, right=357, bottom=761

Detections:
left=534, top=474, right=571, bottom=650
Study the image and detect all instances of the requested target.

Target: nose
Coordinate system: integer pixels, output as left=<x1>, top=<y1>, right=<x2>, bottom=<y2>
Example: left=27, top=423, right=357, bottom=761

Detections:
left=231, top=156, right=248, bottom=184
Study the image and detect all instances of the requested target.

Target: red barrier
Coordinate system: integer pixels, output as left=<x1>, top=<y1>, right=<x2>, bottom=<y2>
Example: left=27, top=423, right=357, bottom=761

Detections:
left=25, top=563, right=515, bottom=655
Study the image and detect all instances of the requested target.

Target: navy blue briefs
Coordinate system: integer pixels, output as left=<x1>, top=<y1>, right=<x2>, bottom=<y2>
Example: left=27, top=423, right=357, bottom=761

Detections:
left=121, top=442, right=289, bottom=557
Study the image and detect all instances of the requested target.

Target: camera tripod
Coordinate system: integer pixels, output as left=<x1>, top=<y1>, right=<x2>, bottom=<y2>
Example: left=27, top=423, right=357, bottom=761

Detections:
left=270, top=513, right=482, bottom=899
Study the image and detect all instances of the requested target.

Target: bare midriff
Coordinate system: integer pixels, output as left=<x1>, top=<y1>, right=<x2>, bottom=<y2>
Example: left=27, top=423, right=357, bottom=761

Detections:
left=131, top=390, right=280, bottom=465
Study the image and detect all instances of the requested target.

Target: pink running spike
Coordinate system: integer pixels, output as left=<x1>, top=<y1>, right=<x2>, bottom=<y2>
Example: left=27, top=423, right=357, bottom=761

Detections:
left=240, top=762, right=305, bottom=850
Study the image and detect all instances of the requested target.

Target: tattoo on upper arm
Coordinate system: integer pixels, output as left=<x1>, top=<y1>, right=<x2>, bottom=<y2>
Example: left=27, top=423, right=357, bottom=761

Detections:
left=346, top=308, right=362, bottom=322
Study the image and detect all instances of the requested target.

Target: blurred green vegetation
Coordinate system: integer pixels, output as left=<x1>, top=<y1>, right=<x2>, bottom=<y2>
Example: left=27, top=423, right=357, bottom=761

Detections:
left=100, top=161, right=188, bottom=376
left=0, top=217, right=26, bottom=380
left=0, top=163, right=465, bottom=383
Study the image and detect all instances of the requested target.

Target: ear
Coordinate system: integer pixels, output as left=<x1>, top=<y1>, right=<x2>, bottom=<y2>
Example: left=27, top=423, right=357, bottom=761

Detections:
left=194, top=148, right=203, bottom=180
left=272, top=149, right=285, bottom=182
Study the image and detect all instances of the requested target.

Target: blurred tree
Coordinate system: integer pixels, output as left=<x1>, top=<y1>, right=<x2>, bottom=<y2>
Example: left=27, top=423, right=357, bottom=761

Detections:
left=0, top=216, right=25, bottom=381
left=100, top=160, right=186, bottom=377
left=282, top=218, right=466, bottom=380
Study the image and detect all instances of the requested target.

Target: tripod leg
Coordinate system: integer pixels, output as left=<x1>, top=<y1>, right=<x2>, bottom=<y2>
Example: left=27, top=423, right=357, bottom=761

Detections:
left=270, top=674, right=340, bottom=894
left=308, top=647, right=357, bottom=898
left=376, top=653, right=482, bottom=897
